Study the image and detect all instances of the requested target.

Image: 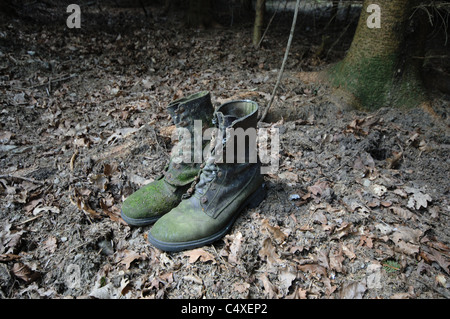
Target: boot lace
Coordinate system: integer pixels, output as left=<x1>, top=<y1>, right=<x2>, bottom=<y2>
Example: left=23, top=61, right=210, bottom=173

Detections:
left=182, top=128, right=221, bottom=198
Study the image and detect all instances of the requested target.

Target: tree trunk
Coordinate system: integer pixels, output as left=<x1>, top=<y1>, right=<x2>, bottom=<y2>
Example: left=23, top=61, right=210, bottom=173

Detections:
left=253, top=0, right=265, bottom=47
left=327, top=0, right=426, bottom=110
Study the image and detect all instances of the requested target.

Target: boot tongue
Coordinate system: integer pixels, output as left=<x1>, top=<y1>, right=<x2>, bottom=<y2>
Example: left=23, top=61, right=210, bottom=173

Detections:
left=215, top=111, right=238, bottom=129
left=166, top=91, right=213, bottom=126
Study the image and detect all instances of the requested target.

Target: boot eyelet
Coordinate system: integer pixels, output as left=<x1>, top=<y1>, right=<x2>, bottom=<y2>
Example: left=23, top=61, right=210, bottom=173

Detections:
left=178, top=106, right=185, bottom=113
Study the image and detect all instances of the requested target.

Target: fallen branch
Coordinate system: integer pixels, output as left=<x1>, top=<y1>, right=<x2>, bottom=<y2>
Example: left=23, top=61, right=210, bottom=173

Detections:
left=70, top=149, right=79, bottom=172
left=16, top=214, right=43, bottom=226
left=418, top=279, right=450, bottom=299
left=12, top=73, right=78, bottom=91
left=259, top=0, right=301, bottom=123
left=0, top=174, right=45, bottom=185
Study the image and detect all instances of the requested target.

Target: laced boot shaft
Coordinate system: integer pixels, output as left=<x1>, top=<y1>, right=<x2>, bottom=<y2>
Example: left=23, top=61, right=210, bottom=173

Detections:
left=121, top=91, right=214, bottom=226
left=184, top=100, right=260, bottom=199
left=148, top=100, right=266, bottom=251
left=190, top=100, right=263, bottom=217
left=163, top=91, right=214, bottom=186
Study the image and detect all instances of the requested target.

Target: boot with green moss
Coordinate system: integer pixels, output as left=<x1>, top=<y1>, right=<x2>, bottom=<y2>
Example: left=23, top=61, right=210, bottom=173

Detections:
left=121, top=91, right=214, bottom=226
left=148, top=100, right=266, bottom=251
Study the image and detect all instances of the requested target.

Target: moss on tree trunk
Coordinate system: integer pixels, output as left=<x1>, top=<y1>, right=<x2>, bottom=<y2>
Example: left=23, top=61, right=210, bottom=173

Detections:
left=328, top=0, right=426, bottom=110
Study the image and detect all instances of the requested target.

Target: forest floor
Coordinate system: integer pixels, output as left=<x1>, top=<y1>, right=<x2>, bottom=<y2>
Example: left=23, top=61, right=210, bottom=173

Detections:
left=0, top=3, right=449, bottom=299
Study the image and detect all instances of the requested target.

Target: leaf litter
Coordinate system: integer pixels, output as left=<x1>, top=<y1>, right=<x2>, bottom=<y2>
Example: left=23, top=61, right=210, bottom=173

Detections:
left=0, top=3, right=449, bottom=299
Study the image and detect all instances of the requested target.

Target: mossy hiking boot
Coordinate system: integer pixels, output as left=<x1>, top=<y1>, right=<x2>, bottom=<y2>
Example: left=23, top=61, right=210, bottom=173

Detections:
left=121, top=91, right=214, bottom=226
left=148, top=100, right=266, bottom=251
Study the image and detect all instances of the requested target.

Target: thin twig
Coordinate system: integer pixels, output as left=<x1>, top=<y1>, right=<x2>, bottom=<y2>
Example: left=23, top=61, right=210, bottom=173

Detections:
left=259, top=0, right=301, bottom=123
left=0, top=174, right=45, bottom=185
left=257, top=1, right=281, bottom=48
left=325, top=21, right=351, bottom=60
left=417, top=279, right=450, bottom=299
left=13, top=74, right=77, bottom=91
left=16, top=214, right=43, bottom=226
left=70, top=149, right=79, bottom=172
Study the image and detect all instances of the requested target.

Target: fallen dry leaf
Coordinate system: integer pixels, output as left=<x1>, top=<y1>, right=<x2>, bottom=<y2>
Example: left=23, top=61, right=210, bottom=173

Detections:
left=297, top=263, right=327, bottom=277
left=342, top=244, right=356, bottom=260
left=43, top=236, right=57, bottom=253
left=391, top=226, right=423, bottom=256
left=1, top=222, right=25, bottom=254
left=183, top=248, right=215, bottom=264
left=33, top=205, right=60, bottom=215
left=390, top=206, right=415, bottom=220
left=329, top=249, right=344, bottom=273
left=259, top=238, right=281, bottom=269
left=159, top=125, right=176, bottom=139
left=0, top=131, right=13, bottom=144
left=120, top=278, right=133, bottom=296
left=103, top=163, right=118, bottom=176
left=285, top=287, right=308, bottom=299
left=183, top=274, right=203, bottom=285
left=308, top=180, right=331, bottom=199
left=277, top=171, right=298, bottom=183
left=390, top=292, right=414, bottom=299
left=24, top=198, right=43, bottom=213
left=12, top=262, right=40, bottom=283
left=261, top=219, right=288, bottom=244
left=259, top=273, right=279, bottom=299
left=359, top=235, right=374, bottom=248
left=0, top=253, right=20, bottom=262
left=100, top=198, right=127, bottom=225
left=386, top=151, right=403, bottom=169
left=228, top=231, right=243, bottom=264
left=278, top=269, right=297, bottom=294
left=404, top=187, right=432, bottom=210
left=339, top=280, right=366, bottom=299
left=334, top=222, right=353, bottom=239
left=117, top=249, right=145, bottom=269
left=159, top=272, right=174, bottom=284
left=435, top=274, right=447, bottom=287
left=370, top=184, right=387, bottom=197
left=70, top=188, right=102, bottom=220
left=420, top=246, right=450, bottom=274
left=233, top=282, right=250, bottom=294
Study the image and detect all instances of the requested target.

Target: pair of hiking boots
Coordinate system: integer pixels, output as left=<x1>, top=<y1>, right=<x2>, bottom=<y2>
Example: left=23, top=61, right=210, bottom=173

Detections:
left=121, top=91, right=266, bottom=252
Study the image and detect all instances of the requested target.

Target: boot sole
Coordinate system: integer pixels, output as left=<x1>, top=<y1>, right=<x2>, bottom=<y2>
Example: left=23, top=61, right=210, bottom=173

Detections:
left=120, top=210, right=161, bottom=226
left=147, top=184, right=267, bottom=252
